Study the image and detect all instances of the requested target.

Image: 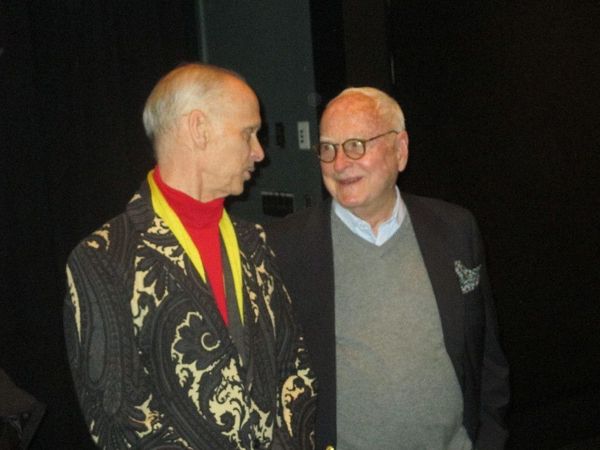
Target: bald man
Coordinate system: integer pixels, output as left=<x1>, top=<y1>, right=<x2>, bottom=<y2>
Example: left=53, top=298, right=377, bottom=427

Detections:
left=64, top=63, right=316, bottom=449
left=265, top=87, right=509, bottom=449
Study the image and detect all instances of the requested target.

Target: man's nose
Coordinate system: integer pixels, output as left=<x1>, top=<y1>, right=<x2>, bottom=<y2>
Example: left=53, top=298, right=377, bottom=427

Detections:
left=332, top=146, right=352, bottom=172
left=252, top=137, right=265, bottom=162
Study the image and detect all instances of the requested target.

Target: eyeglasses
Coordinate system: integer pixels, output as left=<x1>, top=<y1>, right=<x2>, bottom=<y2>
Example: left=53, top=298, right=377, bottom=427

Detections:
left=314, top=130, right=400, bottom=163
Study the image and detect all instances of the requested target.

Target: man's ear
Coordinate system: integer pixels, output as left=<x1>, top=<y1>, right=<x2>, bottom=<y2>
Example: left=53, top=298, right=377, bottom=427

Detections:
left=187, top=109, right=208, bottom=150
left=396, top=131, right=409, bottom=172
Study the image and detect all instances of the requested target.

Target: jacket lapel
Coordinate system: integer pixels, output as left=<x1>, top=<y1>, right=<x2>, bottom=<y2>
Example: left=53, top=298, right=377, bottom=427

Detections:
left=404, top=194, right=466, bottom=387
left=301, top=201, right=337, bottom=445
left=126, top=181, right=235, bottom=347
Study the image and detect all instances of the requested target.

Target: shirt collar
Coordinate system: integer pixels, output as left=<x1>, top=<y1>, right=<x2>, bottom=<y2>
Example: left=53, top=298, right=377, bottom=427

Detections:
left=332, top=186, right=407, bottom=246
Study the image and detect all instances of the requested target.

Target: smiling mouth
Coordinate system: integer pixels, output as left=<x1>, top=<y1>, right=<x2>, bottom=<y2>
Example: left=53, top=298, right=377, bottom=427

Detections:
left=338, top=176, right=361, bottom=185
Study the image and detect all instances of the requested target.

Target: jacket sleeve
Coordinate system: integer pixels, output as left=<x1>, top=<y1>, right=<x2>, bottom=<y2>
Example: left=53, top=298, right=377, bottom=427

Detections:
left=470, top=216, right=510, bottom=450
left=64, top=238, right=188, bottom=449
left=64, top=241, right=140, bottom=449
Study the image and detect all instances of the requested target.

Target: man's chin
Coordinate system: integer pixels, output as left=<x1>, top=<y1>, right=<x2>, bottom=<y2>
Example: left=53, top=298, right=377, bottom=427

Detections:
left=335, top=197, right=364, bottom=211
left=230, top=181, right=247, bottom=196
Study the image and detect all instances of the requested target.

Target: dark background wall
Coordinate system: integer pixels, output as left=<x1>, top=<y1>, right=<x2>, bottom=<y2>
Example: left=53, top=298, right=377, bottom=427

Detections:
left=388, top=2, right=600, bottom=448
left=2, top=1, right=599, bottom=448
left=2, top=2, right=198, bottom=448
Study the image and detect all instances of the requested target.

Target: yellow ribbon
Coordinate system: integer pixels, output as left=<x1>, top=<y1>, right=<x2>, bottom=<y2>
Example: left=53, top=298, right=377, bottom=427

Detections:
left=147, top=170, right=244, bottom=324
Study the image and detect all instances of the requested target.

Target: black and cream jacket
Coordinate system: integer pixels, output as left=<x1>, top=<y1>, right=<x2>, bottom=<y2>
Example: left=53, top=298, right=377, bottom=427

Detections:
left=64, top=180, right=316, bottom=449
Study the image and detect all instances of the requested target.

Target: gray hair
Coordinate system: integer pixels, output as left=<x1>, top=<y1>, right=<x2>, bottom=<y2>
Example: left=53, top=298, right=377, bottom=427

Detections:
left=142, top=63, right=243, bottom=145
left=331, top=87, right=406, bottom=131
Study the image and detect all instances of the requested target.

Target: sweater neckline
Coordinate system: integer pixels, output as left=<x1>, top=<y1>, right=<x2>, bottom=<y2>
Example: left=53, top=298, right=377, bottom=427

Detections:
left=153, top=167, right=224, bottom=230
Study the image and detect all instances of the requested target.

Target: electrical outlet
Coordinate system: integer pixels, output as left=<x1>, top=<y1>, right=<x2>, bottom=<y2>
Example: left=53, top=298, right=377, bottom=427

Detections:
left=297, top=121, right=310, bottom=150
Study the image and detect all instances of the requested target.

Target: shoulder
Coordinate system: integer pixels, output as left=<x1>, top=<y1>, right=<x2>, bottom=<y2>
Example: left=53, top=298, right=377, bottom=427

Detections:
left=69, top=214, right=125, bottom=254
left=68, top=187, right=153, bottom=264
left=67, top=210, right=138, bottom=275
left=403, top=192, right=476, bottom=230
left=261, top=202, right=334, bottom=270
left=263, top=200, right=331, bottom=240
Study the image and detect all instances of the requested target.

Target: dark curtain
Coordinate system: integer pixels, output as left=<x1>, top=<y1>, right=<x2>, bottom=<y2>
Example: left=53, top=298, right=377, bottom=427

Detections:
left=389, top=1, right=600, bottom=448
left=1, top=2, right=198, bottom=447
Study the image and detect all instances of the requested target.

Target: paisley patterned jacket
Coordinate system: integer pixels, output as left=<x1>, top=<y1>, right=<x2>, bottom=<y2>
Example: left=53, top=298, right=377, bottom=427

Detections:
left=64, top=180, right=316, bottom=449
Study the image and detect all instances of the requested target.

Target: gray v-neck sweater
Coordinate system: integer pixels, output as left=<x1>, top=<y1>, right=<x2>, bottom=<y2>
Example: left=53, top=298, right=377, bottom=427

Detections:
left=332, top=211, right=471, bottom=449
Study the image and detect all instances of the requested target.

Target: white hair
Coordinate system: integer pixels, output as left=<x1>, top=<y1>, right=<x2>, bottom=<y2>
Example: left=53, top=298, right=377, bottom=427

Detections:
left=142, top=63, right=243, bottom=146
left=331, top=87, right=406, bottom=131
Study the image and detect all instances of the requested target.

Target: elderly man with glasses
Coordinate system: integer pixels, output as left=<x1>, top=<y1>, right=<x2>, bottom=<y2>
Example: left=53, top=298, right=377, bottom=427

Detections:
left=265, top=87, right=509, bottom=450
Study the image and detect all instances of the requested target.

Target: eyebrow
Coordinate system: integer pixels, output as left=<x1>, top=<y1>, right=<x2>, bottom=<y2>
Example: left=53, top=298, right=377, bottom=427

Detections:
left=319, top=136, right=358, bottom=143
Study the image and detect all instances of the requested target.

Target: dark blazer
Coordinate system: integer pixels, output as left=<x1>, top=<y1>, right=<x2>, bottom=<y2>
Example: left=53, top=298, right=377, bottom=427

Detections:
left=64, top=180, right=317, bottom=450
left=264, top=194, right=509, bottom=450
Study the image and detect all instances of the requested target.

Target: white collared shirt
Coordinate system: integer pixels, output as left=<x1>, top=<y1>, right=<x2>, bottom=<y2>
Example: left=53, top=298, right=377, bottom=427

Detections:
left=332, top=186, right=407, bottom=246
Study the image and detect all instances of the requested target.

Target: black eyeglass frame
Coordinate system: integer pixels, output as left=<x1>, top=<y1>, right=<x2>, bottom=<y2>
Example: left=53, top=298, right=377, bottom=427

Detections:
left=314, top=129, right=400, bottom=163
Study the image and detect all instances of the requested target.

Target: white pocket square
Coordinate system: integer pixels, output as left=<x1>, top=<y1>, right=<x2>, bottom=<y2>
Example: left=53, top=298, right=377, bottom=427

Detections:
left=454, top=260, right=481, bottom=294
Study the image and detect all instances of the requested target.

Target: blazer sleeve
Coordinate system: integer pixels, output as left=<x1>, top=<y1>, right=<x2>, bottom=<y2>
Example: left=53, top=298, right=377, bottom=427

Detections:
left=64, top=229, right=189, bottom=449
left=471, top=215, right=510, bottom=450
left=63, top=242, right=144, bottom=449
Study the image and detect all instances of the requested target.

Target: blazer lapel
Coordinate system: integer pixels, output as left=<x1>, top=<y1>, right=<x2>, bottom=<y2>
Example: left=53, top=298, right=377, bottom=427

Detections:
left=303, top=201, right=337, bottom=445
left=126, top=181, right=233, bottom=344
left=404, top=194, right=466, bottom=386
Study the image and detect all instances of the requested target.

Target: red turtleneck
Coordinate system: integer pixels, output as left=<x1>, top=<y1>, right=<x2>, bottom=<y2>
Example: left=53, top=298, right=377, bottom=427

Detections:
left=153, top=168, right=229, bottom=325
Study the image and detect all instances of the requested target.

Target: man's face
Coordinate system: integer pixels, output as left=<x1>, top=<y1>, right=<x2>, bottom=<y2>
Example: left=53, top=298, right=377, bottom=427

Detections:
left=204, top=78, right=264, bottom=198
left=320, top=93, right=408, bottom=225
